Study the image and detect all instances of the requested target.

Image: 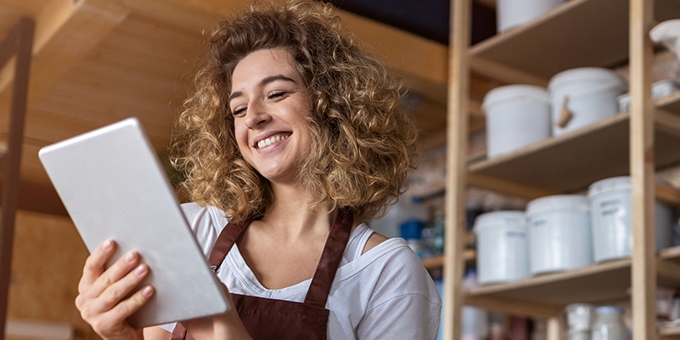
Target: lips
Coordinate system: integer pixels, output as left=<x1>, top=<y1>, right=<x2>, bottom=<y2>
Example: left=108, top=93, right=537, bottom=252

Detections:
left=255, top=133, right=291, bottom=149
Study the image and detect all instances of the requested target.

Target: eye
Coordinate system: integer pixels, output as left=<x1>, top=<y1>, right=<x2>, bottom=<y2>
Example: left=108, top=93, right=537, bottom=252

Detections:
left=267, top=91, right=287, bottom=100
left=231, top=106, right=246, bottom=117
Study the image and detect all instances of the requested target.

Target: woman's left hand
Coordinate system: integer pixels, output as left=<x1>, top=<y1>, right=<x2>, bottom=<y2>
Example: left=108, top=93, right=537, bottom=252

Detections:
left=182, top=284, right=252, bottom=340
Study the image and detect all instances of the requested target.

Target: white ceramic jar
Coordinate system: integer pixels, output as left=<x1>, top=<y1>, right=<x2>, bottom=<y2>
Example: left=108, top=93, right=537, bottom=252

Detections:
left=483, top=85, right=551, bottom=158
left=496, top=0, right=565, bottom=32
left=526, top=195, right=593, bottom=275
left=473, top=211, right=529, bottom=285
left=588, top=176, right=673, bottom=262
left=548, top=68, right=627, bottom=136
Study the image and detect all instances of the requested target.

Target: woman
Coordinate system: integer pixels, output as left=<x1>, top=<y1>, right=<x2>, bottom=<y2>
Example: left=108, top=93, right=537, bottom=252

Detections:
left=74, top=1, right=442, bottom=339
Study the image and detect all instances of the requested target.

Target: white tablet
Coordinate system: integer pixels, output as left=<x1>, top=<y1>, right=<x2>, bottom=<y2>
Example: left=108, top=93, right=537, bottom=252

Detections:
left=38, top=118, right=230, bottom=328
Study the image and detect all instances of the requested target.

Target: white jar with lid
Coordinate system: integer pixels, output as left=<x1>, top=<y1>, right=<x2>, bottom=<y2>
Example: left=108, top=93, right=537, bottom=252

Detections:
left=526, top=195, right=593, bottom=275
left=591, top=307, right=627, bottom=340
left=548, top=67, right=627, bottom=136
left=588, top=176, right=673, bottom=262
left=482, top=85, right=551, bottom=158
left=473, top=211, right=529, bottom=285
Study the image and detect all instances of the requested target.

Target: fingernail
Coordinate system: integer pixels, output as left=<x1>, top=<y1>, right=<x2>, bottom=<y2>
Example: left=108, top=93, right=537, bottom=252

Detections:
left=134, top=264, right=146, bottom=276
left=102, top=240, right=113, bottom=250
left=142, top=286, right=153, bottom=297
left=125, top=252, right=136, bottom=263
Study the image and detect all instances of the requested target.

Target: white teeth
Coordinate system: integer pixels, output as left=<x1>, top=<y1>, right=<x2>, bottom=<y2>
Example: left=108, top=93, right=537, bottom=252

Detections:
left=257, top=134, right=289, bottom=149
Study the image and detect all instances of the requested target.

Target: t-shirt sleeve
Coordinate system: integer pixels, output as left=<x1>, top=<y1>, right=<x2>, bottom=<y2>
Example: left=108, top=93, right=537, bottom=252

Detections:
left=180, top=202, right=228, bottom=256
left=356, top=294, right=441, bottom=339
left=355, top=244, right=442, bottom=340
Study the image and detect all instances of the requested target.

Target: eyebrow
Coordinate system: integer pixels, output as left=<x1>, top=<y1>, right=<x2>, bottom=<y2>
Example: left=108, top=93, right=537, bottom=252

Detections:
left=228, top=74, right=298, bottom=104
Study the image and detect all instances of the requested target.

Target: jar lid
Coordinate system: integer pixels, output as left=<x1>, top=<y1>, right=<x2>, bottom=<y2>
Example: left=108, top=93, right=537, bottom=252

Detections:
left=473, top=211, right=526, bottom=234
left=526, top=195, right=589, bottom=215
left=588, top=176, right=631, bottom=197
left=482, top=84, right=549, bottom=110
left=548, top=67, right=627, bottom=90
left=595, top=306, right=624, bottom=315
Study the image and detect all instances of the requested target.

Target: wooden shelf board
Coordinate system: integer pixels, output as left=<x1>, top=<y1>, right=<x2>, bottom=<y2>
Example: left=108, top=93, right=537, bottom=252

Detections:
left=467, top=259, right=633, bottom=306
left=660, top=323, right=680, bottom=337
left=660, top=246, right=680, bottom=263
left=658, top=90, right=680, bottom=115
left=468, top=107, right=680, bottom=193
left=469, top=0, right=680, bottom=81
left=465, top=247, right=680, bottom=307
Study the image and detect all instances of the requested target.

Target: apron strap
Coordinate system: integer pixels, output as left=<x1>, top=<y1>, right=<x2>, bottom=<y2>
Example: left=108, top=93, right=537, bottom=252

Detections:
left=208, top=216, right=254, bottom=270
left=304, top=208, right=353, bottom=308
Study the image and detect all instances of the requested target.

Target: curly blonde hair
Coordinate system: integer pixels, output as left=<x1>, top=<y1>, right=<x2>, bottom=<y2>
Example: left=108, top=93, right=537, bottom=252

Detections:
left=171, top=0, right=419, bottom=223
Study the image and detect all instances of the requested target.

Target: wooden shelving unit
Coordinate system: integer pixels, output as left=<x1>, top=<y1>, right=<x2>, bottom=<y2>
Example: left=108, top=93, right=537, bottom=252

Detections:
left=441, top=0, right=680, bottom=339
left=468, top=100, right=680, bottom=196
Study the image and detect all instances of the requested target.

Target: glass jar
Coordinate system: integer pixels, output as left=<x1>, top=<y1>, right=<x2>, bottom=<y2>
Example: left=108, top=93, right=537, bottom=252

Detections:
left=565, top=303, right=595, bottom=332
left=591, top=307, right=627, bottom=340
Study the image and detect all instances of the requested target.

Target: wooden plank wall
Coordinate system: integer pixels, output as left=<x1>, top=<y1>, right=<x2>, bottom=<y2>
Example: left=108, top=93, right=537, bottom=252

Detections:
left=7, top=210, right=95, bottom=340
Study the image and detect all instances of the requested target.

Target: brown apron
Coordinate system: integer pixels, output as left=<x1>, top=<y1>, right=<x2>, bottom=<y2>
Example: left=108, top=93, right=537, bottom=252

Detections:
left=171, top=209, right=353, bottom=340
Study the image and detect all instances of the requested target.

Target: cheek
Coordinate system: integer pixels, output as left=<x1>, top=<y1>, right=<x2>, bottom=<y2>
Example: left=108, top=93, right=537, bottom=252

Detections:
left=233, top=123, right=249, bottom=151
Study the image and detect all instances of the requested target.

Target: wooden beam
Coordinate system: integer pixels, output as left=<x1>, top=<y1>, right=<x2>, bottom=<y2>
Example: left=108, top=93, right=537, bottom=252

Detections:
left=629, top=0, right=656, bottom=339
left=109, top=0, right=223, bottom=33
left=0, top=17, right=34, bottom=340
left=0, top=0, right=130, bottom=121
left=443, top=0, right=472, bottom=339
left=334, top=10, right=449, bottom=103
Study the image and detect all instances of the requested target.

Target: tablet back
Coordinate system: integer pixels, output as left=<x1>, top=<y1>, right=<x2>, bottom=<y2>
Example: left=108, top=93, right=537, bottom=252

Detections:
left=38, top=118, right=229, bottom=328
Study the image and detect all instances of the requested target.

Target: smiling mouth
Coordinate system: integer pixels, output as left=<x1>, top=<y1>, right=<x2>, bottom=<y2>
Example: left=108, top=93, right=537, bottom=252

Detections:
left=256, top=133, right=291, bottom=149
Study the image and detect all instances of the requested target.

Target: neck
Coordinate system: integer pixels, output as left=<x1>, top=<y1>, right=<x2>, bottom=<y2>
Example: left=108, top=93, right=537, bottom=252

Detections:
left=260, top=182, right=335, bottom=241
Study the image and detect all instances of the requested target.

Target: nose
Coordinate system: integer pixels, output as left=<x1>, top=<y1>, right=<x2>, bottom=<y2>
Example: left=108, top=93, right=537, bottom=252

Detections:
left=244, top=100, right=271, bottom=128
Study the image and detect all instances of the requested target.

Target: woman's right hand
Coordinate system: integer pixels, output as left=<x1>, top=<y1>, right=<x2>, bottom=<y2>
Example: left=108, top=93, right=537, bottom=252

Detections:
left=75, top=240, right=155, bottom=340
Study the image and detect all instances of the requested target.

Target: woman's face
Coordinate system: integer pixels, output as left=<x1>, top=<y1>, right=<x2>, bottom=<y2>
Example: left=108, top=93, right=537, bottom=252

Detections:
left=229, top=48, right=312, bottom=185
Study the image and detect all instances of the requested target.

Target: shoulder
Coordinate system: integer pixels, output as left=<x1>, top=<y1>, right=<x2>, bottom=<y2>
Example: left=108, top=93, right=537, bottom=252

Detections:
left=180, top=202, right=229, bottom=255
left=340, top=235, right=438, bottom=300
left=337, top=237, right=442, bottom=339
left=361, top=232, right=388, bottom=255
left=180, top=202, right=229, bottom=227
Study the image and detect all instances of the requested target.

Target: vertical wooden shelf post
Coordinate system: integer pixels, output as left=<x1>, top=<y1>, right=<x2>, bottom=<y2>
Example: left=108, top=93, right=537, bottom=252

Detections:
left=629, top=0, right=656, bottom=338
left=0, top=17, right=34, bottom=340
left=443, top=0, right=471, bottom=338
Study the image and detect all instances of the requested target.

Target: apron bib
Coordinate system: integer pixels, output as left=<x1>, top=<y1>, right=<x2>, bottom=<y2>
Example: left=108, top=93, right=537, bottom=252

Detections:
left=172, top=209, right=353, bottom=340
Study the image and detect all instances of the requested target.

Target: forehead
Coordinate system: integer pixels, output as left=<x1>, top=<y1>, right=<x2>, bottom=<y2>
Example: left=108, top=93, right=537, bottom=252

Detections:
left=231, top=48, right=301, bottom=88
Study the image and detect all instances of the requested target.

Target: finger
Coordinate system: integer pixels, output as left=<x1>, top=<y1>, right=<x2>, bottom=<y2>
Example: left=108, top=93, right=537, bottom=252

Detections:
left=94, top=263, right=150, bottom=312
left=81, top=285, right=154, bottom=336
left=87, top=251, right=142, bottom=298
left=76, top=263, right=150, bottom=323
left=79, top=240, right=116, bottom=294
left=106, top=285, right=155, bottom=324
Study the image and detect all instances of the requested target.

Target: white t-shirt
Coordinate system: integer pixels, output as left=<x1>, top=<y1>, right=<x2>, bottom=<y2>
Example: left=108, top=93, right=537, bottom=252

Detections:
left=162, top=202, right=442, bottom=339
